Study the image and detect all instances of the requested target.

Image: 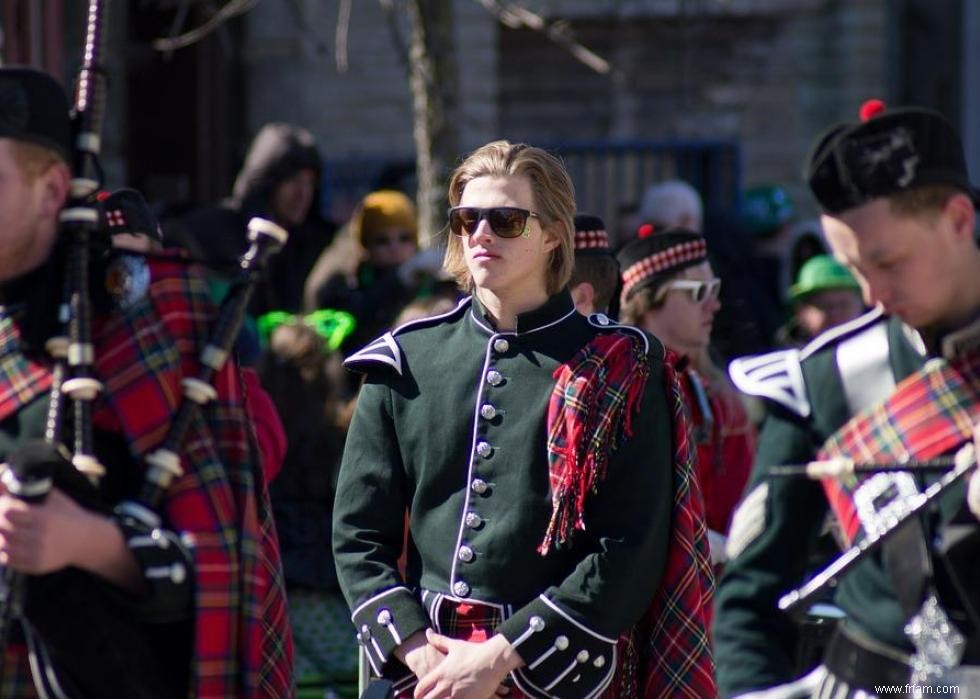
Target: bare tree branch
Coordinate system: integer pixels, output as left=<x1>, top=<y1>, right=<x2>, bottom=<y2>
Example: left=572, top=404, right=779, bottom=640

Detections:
left=153, top=0, right=261, bottom=52
left=475, top=0, right=612, bottom=75
left=335, top=0, right=352, bottom=72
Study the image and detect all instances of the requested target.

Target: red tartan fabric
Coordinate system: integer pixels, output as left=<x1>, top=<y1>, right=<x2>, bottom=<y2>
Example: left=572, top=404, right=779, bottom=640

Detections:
left=0, top=313, right=52, bottom=423
left=638, top=352, right=717, bottom=699
left=89, top=254, right=292, bottom=697
left=819, top=351, right=980, bottom=545
left=541, top=332, right=650, bottom=554
left=543, top=336, right=716, bottom=697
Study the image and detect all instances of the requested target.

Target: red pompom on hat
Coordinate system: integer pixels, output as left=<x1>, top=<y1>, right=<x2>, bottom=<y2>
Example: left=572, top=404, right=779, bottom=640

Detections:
left=859, top=98, right=886, bottom=122
left=637, top=223, right=656, bottom=239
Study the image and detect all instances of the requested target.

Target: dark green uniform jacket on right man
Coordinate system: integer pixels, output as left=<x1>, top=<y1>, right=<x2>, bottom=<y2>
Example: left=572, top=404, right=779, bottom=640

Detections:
left=714, top=308, right=929, bottom=697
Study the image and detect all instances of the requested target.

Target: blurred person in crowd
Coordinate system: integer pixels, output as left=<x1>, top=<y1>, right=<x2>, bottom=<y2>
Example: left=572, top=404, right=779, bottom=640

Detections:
left=259, top=320, right=357, bottom=698
left=639, top=179, right=704, bottom=232
left=776, top=254, right=865, bottom=347
left=307, top=189, right=446, bottom=356
left=169, top=122, right=336, bottom=314
left=619, top=229, right=756, bottom=569
left=568, top=213, right=620, bottom=317
left=334, top=140, right=714, bottom=698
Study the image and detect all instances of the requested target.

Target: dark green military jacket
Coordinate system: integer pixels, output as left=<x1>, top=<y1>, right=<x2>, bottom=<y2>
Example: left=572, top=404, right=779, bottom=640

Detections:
left=333, top=291, right=674, bottom=698
left=714, top=308, right=930, bottom=697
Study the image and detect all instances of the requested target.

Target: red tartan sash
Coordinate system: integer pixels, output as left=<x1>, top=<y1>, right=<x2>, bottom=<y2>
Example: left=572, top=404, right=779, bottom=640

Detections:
left=541, top=332, right=651, bottom=553
left=819, top=353, right=980, bottom=545
left=544, top=335, right=716, bottom=698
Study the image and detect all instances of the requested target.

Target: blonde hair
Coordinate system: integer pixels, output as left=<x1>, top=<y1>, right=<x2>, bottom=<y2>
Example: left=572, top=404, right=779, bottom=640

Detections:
left=887, top=184, right=962, bottom=220
left=11, top=141, right=64, bottom=181
left=443, top=141, right=575, bottom=295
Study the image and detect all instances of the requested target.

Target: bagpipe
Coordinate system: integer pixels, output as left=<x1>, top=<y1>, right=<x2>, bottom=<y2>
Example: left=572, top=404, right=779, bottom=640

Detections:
left=0, top=1, right=289, bottom=696
left=772, top=351, right=980, bottom=681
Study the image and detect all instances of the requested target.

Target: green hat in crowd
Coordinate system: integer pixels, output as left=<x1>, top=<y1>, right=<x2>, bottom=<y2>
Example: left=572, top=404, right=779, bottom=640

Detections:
left=741, top=185, right=796, bottom=237
left=789, top=254, right=860, bottom=303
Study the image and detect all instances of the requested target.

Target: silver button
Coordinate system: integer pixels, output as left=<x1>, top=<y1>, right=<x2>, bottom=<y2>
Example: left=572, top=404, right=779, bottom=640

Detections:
left=486, top=370, right=503, bottom=386
left=493, top=338, right=510, bottom=354
left=555, top=635, right=569, bottom=650
left=471, top=478, right=488, bottom=494
left=453, top=580, right=470, bottom=597
left=457, top=545, right=474, bottom=562
left=529, top=616, right=545, bottom=631
left=595, top=313, right=610, bottom=326
left=576, top=650, right=589, bottom=663
left=464, top=512, right=482, bottom=528
left=480, top=404, right=497, bottom=420
left=593, top=655, right=606, bottom=668
left=377, top=609, right=392, bottom=625
left=476, top=441, right=492, bottom=458
left=361, top=624, right=371, bottom=640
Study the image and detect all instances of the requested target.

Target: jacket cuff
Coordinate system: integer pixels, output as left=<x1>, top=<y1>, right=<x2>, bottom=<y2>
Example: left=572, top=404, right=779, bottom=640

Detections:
left=498, top=595, right=616, bottom=698
left=351, top=586, right=428, bottom=675
left=113, top=510, right=194, bottom=623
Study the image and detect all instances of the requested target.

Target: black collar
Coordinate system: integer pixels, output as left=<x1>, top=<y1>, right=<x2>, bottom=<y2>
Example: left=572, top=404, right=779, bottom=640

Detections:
left=471, top=289, right=576, bottom=335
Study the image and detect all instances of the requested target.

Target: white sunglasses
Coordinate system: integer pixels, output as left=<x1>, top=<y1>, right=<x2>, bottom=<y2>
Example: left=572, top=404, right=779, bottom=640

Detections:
left=657, top=278, right=722, bottom=305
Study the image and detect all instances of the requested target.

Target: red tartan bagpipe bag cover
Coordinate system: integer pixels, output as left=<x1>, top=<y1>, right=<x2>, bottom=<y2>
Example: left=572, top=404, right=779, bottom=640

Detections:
left=0, top=254, right=295, bottom=697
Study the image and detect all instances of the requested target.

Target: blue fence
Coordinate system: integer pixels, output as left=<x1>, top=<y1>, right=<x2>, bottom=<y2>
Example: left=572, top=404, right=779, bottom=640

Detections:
left=321, top=139, right=741, bottom=238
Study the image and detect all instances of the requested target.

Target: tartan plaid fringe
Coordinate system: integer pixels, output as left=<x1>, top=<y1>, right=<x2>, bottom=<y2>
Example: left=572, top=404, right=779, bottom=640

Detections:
left=541, top=332, right=651, bottom=554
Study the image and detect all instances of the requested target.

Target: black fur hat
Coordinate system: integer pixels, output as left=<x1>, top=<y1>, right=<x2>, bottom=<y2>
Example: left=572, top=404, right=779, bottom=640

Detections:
left=806, top=100, right=979, bottom=214
left=0, top=67, right=70, bottom=160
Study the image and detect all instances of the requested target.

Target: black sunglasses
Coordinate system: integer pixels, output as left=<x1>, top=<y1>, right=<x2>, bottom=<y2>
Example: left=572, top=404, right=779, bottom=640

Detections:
left=447, top=206, right=540, bottom=239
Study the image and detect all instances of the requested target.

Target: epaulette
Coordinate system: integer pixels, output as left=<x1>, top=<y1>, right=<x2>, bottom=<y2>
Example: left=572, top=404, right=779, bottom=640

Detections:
left=799, top=306, right=884, bottom=360
left=343, top=297, right=470, bottom=375
left=729, top=349, right=810, bottom=418
left=585, top=313, right=656, bottom=357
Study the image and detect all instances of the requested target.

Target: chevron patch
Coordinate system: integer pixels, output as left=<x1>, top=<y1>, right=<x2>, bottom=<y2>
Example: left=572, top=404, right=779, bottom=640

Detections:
left=726, top=483, right=769, bottom=561
left=343, top=332, right=403, bottom=375
left=729, top=349, right=810, bottom=418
